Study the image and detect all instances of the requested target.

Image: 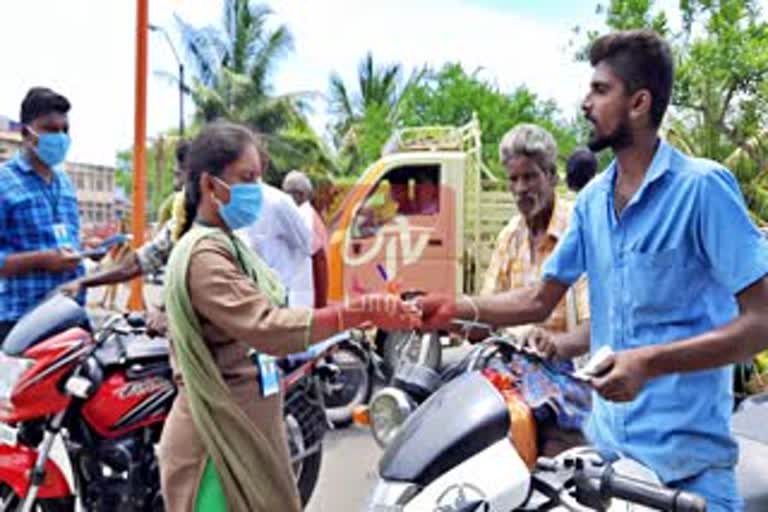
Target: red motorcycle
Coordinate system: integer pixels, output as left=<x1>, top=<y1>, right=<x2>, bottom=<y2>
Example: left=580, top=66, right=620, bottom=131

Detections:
left=0, top=294, right=343, bottom=511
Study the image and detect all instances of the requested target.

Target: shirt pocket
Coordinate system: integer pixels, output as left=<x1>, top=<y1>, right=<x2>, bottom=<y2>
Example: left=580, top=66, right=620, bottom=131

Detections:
left=625, top=247, right=704, bottom=327
left=11, top=196, right=55, bottom=248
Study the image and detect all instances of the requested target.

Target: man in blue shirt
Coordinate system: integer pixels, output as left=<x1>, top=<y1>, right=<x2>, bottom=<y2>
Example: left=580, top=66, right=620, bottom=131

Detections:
left=420, top=30, right=768, bottom=510
left=0, top=87, right=85, bottom=342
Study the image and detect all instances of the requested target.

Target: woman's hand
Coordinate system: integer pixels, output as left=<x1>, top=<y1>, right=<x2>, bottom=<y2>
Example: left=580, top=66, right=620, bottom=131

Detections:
left=346, top=294, right=422, bottom=331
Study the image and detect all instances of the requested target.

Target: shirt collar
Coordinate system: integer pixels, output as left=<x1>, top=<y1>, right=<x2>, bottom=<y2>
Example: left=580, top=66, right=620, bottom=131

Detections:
left=513, top=195, right=568, bottom=241
left=546, top=195, right=569, bottom=240
left=13, top=150, right=35, bottom=174
left=602, top=138, right=673, bottom=200
left=12, top=150, right=65, bottom=176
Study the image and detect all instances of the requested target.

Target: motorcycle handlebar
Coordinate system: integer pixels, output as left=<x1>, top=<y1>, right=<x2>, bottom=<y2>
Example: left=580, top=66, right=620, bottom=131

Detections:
left=601, top=468, right=706, bottom=512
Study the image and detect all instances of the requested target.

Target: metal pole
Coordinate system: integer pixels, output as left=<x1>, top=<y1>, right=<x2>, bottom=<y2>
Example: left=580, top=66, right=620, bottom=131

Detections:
left=129, top=0, right=148, bottom=312
left=179, top=63, right=185, bottom=136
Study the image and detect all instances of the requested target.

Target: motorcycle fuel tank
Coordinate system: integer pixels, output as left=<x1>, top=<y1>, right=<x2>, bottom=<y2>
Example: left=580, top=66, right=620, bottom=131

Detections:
left=82, top=370, right=176, bottom=439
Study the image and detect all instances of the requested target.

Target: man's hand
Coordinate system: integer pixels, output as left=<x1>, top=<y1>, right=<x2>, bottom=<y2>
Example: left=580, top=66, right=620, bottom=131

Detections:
left=521, top=326, right=558, bottom=359
left=416, top=294, right=457, bottom=331
left=41, top=249, right=82, bottom=273
left=58, top=279, right=83, bottom=298
left=591, top=348, right=653, bottom=402
left=146, top=306, right=168, bottom=336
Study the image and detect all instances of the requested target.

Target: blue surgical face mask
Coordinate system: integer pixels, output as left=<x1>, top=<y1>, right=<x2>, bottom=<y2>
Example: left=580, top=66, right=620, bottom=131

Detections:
left=212, top=176, right=263, bottom=230
left=27, top=127, right=71, bottom=168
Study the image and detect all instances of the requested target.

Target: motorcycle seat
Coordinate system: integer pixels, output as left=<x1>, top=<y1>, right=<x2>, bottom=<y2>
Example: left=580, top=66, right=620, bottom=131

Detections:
left=733, top=393, right=768, bottom=511
left=96, top=334, right=169, bottom=367
left=733, top=393, right=768, bottom=444
left=735, top=434, right=768, bottom=511
left=124, top=335, right=170, bottom=361
left=393, top=363, right=442, bottom=402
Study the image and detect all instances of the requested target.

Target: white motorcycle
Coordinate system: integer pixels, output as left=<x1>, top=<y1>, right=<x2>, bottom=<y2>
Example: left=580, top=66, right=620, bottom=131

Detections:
left=367, top=332, right=768, bottom=511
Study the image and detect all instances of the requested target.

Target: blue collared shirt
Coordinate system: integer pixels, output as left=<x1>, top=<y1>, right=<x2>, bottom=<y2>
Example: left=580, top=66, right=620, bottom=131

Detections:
left=542, top=140, right=768, bottom=483
left=0, top=152, right=84, bottom=322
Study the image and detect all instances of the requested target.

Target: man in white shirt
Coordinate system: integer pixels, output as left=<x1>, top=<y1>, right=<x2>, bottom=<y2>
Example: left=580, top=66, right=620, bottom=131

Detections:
left=237, top=183, right=314, bottom=307
left=283, top=171, right=329, bottom=307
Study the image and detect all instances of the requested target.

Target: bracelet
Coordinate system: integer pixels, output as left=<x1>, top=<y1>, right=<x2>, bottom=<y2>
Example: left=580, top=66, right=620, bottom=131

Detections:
left=460, top=295, right=480, bottom=324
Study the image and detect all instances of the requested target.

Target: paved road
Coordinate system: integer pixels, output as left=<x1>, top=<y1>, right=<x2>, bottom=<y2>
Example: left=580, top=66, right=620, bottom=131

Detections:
left=306, top=427, right=381, bottom=511
left=306, top=344, right=474, bottom=511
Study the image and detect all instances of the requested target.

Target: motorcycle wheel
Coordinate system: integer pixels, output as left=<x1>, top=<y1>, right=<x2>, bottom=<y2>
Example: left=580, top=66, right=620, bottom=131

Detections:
left=0, top=483, right=74, bottom=512
left=284, top=391, right=325, bottom=507
left=323, top=342, right=373, bottom=428
left=381, top=330, right=441, bottom=379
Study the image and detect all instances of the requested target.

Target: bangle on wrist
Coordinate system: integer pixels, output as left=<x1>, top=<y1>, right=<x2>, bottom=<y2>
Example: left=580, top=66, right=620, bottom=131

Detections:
left=460, top=295, right=480, bottom=324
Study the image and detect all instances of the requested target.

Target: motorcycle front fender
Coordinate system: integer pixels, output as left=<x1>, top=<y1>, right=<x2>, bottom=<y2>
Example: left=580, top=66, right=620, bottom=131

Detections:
left=0, top=443, right=71, bottom=498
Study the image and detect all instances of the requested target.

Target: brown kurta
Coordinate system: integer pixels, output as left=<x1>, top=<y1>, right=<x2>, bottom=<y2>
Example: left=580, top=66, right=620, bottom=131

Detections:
left=158, top=237, right=312, bottom=511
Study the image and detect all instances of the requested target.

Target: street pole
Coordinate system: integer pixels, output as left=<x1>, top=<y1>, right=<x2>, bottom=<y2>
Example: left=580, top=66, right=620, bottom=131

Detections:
left=129, top=0, right=148, bottom=312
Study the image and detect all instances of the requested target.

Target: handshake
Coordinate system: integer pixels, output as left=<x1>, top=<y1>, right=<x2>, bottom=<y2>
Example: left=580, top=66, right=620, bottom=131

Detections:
left=340, top=292, right=458, bottom=333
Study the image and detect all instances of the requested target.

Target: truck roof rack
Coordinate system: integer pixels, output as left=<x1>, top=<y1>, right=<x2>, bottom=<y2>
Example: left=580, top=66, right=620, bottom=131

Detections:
left=381, top=113, right=497, bottom=181
left=382, top=114, right=479, bottom=154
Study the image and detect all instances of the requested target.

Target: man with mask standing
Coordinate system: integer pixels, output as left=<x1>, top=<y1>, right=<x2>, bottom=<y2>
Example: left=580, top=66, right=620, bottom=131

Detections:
left=0, top=87, right=83, bottom=342
left=419, top=30, right=768, bottom=510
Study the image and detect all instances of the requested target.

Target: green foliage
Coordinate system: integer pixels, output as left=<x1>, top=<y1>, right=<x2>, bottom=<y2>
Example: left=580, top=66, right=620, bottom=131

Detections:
left=176, top=0, right=336, bottom=179
left=115, top=136, right=182, bottom=221
left=398, top=63, right=581, bottom=179
left=328, top=52, right=425, bottom=175
left=582, top=0, right=768, bottom=222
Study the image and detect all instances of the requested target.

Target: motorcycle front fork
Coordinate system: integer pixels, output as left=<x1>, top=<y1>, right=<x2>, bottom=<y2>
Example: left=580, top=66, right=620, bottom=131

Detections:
left=19, top=410, right=66, bottom=512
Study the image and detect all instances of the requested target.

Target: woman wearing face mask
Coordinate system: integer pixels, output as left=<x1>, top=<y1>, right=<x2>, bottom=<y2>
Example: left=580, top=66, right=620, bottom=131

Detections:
left=159, top=121, right=420, bottom=512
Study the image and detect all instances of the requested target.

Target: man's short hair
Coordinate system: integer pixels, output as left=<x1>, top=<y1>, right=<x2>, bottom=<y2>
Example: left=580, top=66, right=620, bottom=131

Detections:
left=566, top=147, right=598, bottom=192
left=175, top=139, right=189, bottom=167
left=20, top=87, right=71, bottom=125
left=589, top=29, right=674, bottom=127
left=498, top=123, right=558, bottom=175
left=283, top=170, right=313, bottom=194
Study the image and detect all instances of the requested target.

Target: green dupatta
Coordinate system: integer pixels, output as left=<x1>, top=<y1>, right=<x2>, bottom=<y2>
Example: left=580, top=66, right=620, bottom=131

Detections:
left=164, top=224, right=301, bottom=512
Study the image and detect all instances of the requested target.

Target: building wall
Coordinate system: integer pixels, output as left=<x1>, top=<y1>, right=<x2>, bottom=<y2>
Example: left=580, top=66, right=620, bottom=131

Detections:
left=0, top=132, right=21, bottom=164
left=65, top=161, right=119, bottom=227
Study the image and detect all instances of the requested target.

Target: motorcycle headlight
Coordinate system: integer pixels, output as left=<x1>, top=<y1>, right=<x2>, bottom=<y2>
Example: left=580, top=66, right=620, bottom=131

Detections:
left=370, top=388, right=414, bottom=448
left=0, top=353, right=35, bottom=401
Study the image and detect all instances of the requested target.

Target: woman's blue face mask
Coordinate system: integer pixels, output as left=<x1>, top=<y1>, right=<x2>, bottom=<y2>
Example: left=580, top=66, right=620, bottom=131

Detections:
left=211, top=175, right=263, bottom=230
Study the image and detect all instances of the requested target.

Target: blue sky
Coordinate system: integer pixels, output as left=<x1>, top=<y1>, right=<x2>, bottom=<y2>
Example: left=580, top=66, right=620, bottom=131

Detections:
left=0, top=0, right=743, bottom=167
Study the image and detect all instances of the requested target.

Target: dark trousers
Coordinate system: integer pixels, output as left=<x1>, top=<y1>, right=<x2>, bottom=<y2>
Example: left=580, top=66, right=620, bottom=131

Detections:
left=0, top=321, right=16, bottom=346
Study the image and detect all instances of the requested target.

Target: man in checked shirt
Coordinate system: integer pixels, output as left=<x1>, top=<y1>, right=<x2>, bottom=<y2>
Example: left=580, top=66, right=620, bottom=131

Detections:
left=0, top=88, right=87, bottom=344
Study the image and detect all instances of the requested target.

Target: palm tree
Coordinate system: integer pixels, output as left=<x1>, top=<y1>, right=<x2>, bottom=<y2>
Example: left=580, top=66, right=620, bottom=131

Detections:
left=175, top=0, right=294, bottom=125
left=328, top=52, right=425, bottom=173
left=175, top=0, right=336, bottom=180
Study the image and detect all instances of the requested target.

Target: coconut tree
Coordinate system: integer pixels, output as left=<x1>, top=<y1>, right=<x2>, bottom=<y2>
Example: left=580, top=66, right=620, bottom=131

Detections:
left=175, top=0, right=336, bottom=179
left=328, top=52, right=425, bottom=174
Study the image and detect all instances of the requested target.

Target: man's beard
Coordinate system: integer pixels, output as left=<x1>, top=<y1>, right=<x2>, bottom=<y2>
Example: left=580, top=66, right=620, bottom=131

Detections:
left=587, top=116, right=633, bottom=152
